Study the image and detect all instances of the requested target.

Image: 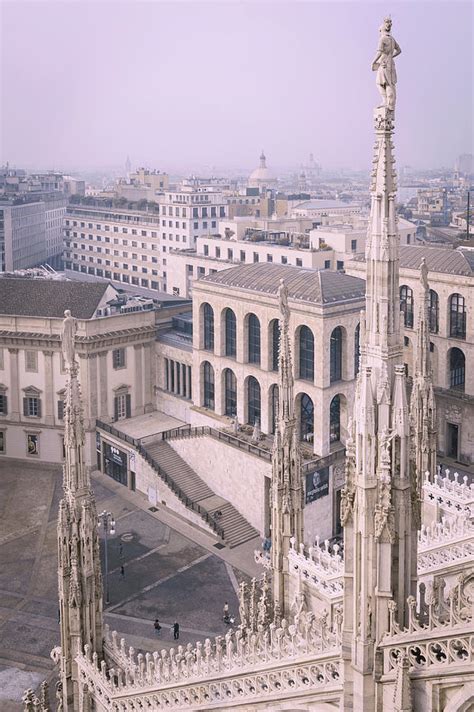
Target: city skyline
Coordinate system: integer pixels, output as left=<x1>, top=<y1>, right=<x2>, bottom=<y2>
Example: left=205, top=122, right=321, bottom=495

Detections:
left=1, top=0, right=472, bottom=173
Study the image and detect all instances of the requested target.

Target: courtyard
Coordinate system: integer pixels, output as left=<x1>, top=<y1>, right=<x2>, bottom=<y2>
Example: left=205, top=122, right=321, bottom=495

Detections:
left=0, top=460, right=261, bottom=710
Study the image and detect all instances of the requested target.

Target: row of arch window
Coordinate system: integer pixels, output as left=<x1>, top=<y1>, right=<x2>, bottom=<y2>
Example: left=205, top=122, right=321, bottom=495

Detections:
left=203, top=304, right=360, bottom=383
left=202, top=363, right=343, bottom=443
left=400, top=287, right=467, bottom=339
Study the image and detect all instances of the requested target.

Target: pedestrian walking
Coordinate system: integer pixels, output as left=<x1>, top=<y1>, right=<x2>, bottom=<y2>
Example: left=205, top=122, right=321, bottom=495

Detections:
left=173, top=621, right=180, bottom=640
left=120, top=564, right=125, bottom=578
left=154, top=618, right=161, bottom=633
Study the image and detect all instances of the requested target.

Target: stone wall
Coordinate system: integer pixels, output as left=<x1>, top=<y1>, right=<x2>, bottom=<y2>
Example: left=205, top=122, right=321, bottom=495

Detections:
left=170, top=434, right=270, bottom=534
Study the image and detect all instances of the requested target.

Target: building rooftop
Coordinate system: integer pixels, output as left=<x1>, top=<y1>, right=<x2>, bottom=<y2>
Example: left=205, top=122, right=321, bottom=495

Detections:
left=351, top=244, right=474, bottom=276
left=200, top=263, right=365, bottom=305
left=294, top=199, right=361, bottom=210
left=0, top=278, right=111, bottom=318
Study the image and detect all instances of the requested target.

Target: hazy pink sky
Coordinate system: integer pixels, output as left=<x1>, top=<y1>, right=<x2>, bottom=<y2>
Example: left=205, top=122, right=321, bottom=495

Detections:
left=1, top=0, right=472, bottom=172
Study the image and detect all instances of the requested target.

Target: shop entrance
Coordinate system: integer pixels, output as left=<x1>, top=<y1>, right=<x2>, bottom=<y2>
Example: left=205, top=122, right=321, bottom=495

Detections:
left=103, top=443, right=128, bottom=486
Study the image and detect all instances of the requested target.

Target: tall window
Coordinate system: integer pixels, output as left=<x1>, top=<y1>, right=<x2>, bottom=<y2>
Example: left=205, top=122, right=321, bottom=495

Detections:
left=429, top=290, right=439, bottom=333
left=299, top=326, right=314, bottom=381
left=0, top=389, right=8, bottom=416
left=113, top=348, right=126, bottom=369
left=330, top=395, right=341, bottom=443
left=225, top=309, right=236, bottom=357
left=449, top=294, right=466, bottom=339
left=114, top=390, right=131, bottom=420
left=224, top=369, right=237, bottom=417
left=248, top=314, right=261, bottom=364
left=247, top=376, right=261, bottom=425
left=270, top=384, right=279, bottom=434
left=354, top=323, right=360, bottom=377
left=271, top=319, right=280, bottom=371
left=449, top=348, right=465, bottom=391
left=330, top=327, right=343, bottom=383
left=23, top=389, right=41, bottom=417
left=299, top=393, right=314, bottom=442
left=203, top=361, right=215, bottom=409
left=400, top=285, right=414, bottom=328
left=203, top=303, right=214, bottom=351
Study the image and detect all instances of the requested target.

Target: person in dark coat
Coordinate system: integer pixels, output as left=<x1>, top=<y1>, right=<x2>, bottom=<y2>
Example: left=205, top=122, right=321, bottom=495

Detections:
left=154, top=618, right=161, bottom=633
left=173, top=621, right=179, bottom=640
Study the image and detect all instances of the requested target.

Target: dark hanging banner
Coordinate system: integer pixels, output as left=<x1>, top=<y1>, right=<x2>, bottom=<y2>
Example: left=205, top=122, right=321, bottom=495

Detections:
left=305, top=467, right=329, bottom=503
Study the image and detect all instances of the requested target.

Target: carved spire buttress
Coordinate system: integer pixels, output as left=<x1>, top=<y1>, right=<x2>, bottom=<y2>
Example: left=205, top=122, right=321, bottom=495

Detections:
left=409, top=259, right=437, bottom=499
left=271, top=280, right=304, bottom=615
left=343, top=20, right=418, bottom=711
left=57, top=311, right=103, bottom=711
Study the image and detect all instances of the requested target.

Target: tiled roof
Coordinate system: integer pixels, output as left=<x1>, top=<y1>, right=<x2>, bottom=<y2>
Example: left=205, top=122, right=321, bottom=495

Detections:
left=200, top=263, right=365, bottom=305
left=399, top=245, right=474, bottom=275
left=351, top=246, right=474, bottom=277
left=0, top=278, right=111, bottom=318
left=294, top=199, right=360, bottom=210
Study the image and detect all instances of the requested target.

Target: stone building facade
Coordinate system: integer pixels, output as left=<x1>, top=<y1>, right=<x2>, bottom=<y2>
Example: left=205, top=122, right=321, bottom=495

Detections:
left=0, top=278, right=186, bottom=465
left=347, top=244, right=474, bottom=464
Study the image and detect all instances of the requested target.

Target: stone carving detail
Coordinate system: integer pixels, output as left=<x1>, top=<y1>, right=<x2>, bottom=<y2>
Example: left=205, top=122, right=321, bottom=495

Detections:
left=445, top=404, right=462, bottom=424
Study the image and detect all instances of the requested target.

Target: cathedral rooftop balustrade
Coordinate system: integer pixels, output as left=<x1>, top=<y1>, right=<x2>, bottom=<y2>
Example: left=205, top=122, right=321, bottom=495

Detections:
left=287, top=537, right=344, bottom=600
left=380, top=574, right=473, bottom=678
left=417, top=516, right=474, bottom=575
left=423, top=470, right=474, bottom=519
left=79, top=615, right=342, bottom=709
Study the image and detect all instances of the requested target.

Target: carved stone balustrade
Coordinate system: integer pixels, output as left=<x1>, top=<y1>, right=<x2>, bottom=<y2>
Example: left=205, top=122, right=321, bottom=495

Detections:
left=288, top=537, right=344, bottom=601
left=423, top=470, right=474, bottom=519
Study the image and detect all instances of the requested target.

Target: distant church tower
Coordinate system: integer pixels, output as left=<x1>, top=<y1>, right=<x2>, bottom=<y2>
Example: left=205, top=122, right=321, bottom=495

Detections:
left=57, top=312, right=103, bottom=710
left=341, top=25, right=424, bottom=707
left=270, top=280, right=304, bottom=616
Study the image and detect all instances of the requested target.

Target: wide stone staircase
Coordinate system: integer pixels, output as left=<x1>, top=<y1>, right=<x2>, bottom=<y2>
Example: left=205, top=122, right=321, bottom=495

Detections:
left=143, top=440, right=259, bottom=548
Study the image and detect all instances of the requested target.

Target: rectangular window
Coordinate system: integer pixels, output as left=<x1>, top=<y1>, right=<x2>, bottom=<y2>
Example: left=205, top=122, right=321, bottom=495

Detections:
left=324, top=260, right=331, bottom=269
left=203, top=245, right=209, bottom=256
left=281, top=256, right=287, bottom=264
left=296, top=258, right=302, bottom=267
left=351, top=239, right=357, bottom=251
left=114, top=393, right=131, bottom=420
left=0, top=392, right=8, bottom=415
left=337, top=261, right=344, bottom=270
left=113, top=348, right=126, bottom=369
left=267, top=254, right=273, bottom=262
left=25, top=351, right=38, bottom=372
left=0, top=430, right=5, bottom=453
left=240, top=251, right=246, bottom=262
left=253, top=252, right=259, bottom=263
left=23, top=396, right=41, bottom=417
left=26, top=432, right=39, bottom=456
left=227, top=249, right=233, bottom=260
left=57, top=399, right=64, bottom=420
left=215, top=247, right=220, bottom=258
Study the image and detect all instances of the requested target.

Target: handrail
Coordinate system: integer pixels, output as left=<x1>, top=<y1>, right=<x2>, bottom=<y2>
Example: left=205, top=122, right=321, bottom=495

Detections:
left=96, top=420, right=225, bottom=540
left=160, top=424, right=346, bottom=472
left=159, top=424, right=273, bottom=461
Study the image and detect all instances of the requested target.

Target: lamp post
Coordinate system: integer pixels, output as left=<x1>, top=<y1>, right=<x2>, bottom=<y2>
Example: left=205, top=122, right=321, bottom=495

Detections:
left=98, top=510, right=115, bottom=604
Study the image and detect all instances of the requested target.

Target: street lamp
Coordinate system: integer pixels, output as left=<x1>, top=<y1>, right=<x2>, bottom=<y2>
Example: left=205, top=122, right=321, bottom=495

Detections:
left=98, top=510, right=115, bottom=604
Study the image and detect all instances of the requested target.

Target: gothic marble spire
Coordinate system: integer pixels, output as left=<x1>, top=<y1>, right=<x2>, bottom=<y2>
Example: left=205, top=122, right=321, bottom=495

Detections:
left=409, top=259, right=437, bottom=503
left=57, top=310, right=103, bottom=711
left=270, top=280, right=304, bottom=615
left=342, top=19, right=418, bottom=711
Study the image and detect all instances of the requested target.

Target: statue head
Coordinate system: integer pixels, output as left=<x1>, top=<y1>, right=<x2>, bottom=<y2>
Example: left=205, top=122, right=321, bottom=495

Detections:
left=64, top=309, right=71, bottom=318
left=380, top=16, right=392, bottom=33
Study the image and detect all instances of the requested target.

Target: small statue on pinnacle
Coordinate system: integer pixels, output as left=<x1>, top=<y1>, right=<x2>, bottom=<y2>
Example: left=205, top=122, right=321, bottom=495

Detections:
left=372, top=16, right=401, bottom=112
left=61, top=309, right=77, bottom=371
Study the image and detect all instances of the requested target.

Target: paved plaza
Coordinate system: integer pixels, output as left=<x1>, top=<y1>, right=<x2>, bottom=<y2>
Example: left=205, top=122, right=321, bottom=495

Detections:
left=0, top=460, right=261, bottom=710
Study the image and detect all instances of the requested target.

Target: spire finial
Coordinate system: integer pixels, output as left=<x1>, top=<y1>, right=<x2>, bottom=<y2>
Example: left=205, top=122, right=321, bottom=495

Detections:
left=61, top=309, right=77, bottom=372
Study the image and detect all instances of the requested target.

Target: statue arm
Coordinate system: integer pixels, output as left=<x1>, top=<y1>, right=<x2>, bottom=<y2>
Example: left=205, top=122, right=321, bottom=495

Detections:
left=393, top=40, right=401, bottom=58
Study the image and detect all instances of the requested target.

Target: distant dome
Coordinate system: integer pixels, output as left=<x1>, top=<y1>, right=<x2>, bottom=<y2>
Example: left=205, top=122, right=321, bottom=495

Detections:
left=248, top=150, right=277, bottom=188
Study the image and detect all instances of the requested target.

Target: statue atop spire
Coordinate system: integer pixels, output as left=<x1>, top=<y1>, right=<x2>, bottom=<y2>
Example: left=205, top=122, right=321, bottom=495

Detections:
left=372, top=16, right=401, bottom=112
left=270, top=280, right=303, bottom=615
left=343, top=21, right=418, bottom=709
left=61, top=309, right=77, bottom=372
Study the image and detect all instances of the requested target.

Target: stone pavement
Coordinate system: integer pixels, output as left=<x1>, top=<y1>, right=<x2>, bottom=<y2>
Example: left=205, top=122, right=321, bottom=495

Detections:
left=0, top=460, right=262, bottom=710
